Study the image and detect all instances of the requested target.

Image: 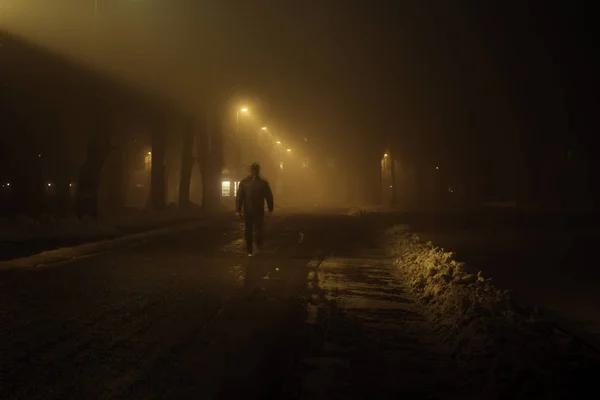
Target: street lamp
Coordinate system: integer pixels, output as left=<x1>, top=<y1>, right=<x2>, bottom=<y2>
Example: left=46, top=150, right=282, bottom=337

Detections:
left=261, top=127, right=267, bottom=131
left=236, top=107, right=248, bottom=135
left=286, top=148, right=291, bottom=153
left=276, top=141, right=281, bottom=145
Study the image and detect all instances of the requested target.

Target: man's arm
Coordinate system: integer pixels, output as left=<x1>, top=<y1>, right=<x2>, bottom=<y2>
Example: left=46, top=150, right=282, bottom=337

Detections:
left=265, top=182, right=274, bottom=212
left=236, top=182, right=245, bottom=213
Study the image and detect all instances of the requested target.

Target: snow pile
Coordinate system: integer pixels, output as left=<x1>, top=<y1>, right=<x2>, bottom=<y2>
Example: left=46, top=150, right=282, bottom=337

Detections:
left=347, top=206, right=382, bottom=216
left=385, top=225, right=600, bottom=394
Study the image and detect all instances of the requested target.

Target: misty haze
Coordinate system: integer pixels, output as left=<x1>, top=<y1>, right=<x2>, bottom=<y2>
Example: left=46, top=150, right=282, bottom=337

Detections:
left=1, top=1, right=598, bottom=399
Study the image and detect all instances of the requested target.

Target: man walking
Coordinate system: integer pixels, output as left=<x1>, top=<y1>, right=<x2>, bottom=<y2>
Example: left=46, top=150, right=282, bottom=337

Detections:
left=236, top=163, right=274, bottom=256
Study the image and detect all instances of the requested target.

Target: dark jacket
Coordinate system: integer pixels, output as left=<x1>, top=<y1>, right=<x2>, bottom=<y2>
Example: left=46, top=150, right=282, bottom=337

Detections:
left=236, top=175, right=274, bottom=214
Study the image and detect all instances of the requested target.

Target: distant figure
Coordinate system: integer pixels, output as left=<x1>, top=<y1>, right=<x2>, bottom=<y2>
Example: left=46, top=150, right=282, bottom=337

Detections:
left=236, top=163, right=274, bottom=256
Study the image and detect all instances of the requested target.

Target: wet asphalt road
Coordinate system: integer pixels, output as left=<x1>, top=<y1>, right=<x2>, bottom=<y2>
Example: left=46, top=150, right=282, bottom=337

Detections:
left=0, top=212, right=466, bottom=399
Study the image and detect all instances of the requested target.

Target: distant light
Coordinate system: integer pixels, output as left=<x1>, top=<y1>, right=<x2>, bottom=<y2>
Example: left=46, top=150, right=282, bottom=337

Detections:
left=280, top=162, right=284, bottom=169
left=240, top=107, right=248, bottom=113
left=69, top=183, right=73, bottom=187
left=286, top=148, right=291, bottom=152
left=435, top=166, right=439, bottom=170
left=390, top=185, right=393, bottom=188
left=38, top=154, right=42, bottom=158
left=47, top=182, right=52, bottom=187
left=221, top=181, right=231, bottom=197
left=261, top=127, right=267, bottom=131
left=276, top=141, right=281, bottom=145
left=384, top=153, right=388, bottom=157
left=5, top=183, right=9, bottom=187
left=147, top=151, right=152, bottom=155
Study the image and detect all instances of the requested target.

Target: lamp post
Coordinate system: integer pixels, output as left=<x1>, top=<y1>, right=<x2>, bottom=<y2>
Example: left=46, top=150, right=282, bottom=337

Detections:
left=235, top=107, right=248, bottom=176
left=236, top=107, right=248, bottom=136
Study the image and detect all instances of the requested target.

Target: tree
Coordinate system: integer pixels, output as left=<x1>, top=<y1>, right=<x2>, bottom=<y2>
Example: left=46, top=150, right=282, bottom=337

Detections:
left=195, top=103, right=224, bottom=212
left=76, top=122, right=114, bottom=219
left=178, top=116, right=195, bottom=208
left=149, top=119, right=168, bottom=210
left=389, top=141, right=398, bottom=206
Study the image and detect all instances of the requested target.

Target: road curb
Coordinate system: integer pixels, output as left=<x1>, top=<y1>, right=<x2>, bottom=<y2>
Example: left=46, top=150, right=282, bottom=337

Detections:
left=0, top=217, right=224, bottom=270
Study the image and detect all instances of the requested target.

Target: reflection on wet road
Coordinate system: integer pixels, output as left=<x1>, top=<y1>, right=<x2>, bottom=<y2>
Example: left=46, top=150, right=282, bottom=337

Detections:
left=0, top=212, right=464, bottom=399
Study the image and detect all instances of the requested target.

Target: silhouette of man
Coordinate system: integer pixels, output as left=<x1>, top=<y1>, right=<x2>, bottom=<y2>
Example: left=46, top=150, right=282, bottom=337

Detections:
left=236, top=163, right=274, bottom=256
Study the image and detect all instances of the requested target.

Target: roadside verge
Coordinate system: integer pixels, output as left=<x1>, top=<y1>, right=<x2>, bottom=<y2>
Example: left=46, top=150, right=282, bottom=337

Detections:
left=0, top=214, right=228, bottom=270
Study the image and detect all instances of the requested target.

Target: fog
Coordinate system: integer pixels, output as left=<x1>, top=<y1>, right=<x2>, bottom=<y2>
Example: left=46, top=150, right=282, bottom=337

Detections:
left=0, top=1, right=595, bottom=214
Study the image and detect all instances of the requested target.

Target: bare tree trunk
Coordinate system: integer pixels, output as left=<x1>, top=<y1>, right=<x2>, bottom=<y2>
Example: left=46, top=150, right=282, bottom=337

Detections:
left=198, top=107, right=223, bottom=212
left=57, top=176, right=72, bottom=216
left=198, top=127, right=214, bottom=211
left=105, top=146, right=126, bottom=212
left=210, top=111, right=224, bottom=209
left=76, top=133, right=113, bottom=219
left=200, top=155, right=214, bottom=210
left=389, top=141, right=398, bottom=207
left=179, top=117, right=194, bottom=208
left=150, top=122, right=167, bottom=210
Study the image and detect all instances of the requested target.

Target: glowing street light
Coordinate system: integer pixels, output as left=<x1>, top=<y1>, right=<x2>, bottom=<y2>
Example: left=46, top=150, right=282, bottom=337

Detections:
left=276, top=141, right=281, bottom=145
left=240, top=107, right=248, bottom=113
left=286, top=148, right=291, bottom=153
left=261, top=127, right=267, bottom=131
left=384, top=153, right=388, bottom=157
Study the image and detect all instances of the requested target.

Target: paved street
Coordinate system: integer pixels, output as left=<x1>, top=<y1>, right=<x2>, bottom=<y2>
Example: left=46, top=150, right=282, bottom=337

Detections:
left=0, top=212, right=468, bottom=399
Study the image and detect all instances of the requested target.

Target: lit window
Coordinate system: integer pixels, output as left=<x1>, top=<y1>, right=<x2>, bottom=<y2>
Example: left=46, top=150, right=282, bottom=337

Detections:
left=221, top=181, right=231, bottom=196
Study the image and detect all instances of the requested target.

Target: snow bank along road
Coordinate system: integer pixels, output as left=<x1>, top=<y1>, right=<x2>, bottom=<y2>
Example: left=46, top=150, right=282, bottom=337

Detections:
left=408, top=210, right=600, bottom=352
left=1, top=211, right=599, bottom=399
